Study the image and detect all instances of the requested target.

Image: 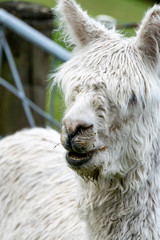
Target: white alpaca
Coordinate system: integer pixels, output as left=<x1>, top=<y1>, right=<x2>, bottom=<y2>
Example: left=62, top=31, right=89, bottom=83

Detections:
left=1, top=0, right=160, bottom=239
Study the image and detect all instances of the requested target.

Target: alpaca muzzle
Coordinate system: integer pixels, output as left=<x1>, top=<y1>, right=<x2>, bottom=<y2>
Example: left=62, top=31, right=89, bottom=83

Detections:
left=61, top=119, right=96, bottom=167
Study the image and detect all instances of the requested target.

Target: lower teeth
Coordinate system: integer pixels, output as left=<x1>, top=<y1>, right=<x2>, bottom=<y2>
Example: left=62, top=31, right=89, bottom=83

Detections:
left=68, top=152, right=88, bottom=160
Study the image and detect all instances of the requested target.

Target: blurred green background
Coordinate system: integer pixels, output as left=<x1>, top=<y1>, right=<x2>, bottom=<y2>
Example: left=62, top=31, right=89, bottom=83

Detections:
left=0, top=0, right=155, bottom=44
left=0, top=0, right=154, bottom=23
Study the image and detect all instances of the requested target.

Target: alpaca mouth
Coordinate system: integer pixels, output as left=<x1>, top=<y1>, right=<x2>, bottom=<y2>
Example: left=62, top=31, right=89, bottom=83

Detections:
left=66, top=151, right=93, bottom=167
left=66, top=146, right=107, bottom=168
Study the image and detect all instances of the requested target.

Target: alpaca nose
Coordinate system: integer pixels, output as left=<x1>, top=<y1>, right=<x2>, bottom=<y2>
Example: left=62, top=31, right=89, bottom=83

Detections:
left=64, top=119, right=92, bottom=137
left=61, top=118, right=94, bottom=153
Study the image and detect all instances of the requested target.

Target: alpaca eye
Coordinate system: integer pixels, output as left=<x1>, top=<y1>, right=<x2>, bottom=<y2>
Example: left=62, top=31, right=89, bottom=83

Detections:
left=129, top=93, right=137, bottom=105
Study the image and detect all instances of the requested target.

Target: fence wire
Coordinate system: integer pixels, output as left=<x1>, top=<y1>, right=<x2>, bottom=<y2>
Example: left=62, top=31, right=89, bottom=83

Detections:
left=0, top=9, right=71, bottom=137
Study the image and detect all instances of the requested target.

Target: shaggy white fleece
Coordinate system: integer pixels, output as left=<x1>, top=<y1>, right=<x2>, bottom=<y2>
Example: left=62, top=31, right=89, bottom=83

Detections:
left=0, top=128, right=82, bottom=240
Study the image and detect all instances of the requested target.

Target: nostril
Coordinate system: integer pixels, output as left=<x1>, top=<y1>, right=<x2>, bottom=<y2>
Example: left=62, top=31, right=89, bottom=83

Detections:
left=61, top=118, right=94, bottom=152
left=63, top=118, right=93, bottom=138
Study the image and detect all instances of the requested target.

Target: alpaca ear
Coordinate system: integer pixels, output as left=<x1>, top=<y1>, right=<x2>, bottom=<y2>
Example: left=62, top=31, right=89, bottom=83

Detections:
left=136, top=5, right=160, bottom=63
left=56, top=0, right=106, bottom=46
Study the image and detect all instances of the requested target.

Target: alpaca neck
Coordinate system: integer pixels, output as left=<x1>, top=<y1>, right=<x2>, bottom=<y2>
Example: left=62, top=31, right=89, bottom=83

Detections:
left=77, top=166, right=160, bottom=240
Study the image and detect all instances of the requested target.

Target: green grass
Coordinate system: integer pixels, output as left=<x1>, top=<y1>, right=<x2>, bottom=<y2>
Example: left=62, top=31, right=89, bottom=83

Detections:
left=75, top=0, right=151, bottom=23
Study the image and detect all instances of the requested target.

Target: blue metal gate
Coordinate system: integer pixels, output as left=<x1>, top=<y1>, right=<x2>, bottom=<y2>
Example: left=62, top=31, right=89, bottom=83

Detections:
left=0, top=9, right=71, bottom=137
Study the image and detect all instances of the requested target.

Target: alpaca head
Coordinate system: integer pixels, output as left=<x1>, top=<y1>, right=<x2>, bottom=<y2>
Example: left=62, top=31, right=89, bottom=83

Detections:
left=55, top=0, right=160, bottom=181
